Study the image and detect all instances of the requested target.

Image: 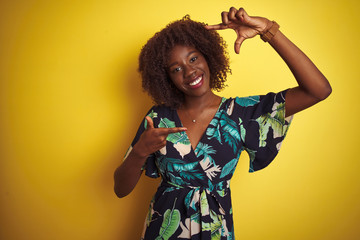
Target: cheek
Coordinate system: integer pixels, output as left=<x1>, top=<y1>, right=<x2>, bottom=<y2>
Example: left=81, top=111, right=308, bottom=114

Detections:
left=169, top=76, right=182, bottom=89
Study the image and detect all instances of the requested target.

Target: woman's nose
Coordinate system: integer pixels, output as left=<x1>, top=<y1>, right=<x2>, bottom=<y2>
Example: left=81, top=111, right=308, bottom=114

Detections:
left=183, top=65, right=196, bottom=78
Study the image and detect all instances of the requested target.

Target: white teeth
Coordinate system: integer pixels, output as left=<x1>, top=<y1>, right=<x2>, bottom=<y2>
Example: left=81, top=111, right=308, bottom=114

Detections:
left=189, top=76, right=202, bottom=86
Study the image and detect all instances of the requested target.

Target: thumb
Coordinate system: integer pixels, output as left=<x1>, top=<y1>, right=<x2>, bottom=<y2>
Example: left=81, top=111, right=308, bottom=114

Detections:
left=234, top=33, right=245, bottom=54
left=145, top=116, right=154, bottom=129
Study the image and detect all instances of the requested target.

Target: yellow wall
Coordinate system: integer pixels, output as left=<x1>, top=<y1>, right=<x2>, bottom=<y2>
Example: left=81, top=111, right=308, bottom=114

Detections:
left=1, top=0, right=359, bottom=239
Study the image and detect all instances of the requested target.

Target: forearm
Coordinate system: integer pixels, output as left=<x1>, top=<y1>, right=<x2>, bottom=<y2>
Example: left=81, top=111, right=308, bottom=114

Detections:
left=113, top=148, right=147, bottom=198
left=268, top=30, right=331, bottom=98
left=265, top=28, right=331, bottom=116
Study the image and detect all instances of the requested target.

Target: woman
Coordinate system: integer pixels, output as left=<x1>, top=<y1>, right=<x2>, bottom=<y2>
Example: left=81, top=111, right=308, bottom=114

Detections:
left=114, top=7, right=331, bottom=239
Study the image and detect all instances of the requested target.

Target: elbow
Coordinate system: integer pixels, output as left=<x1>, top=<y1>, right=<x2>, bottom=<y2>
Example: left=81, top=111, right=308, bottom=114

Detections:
left=114, top=189, right=128, bottom=199
left=115, top=192, right=127, bottom=199
left=114, top=188, right=123, bottom=198
left=114, top=185, right=130, bottom=198
left=317, top=83, right=332, bottom=101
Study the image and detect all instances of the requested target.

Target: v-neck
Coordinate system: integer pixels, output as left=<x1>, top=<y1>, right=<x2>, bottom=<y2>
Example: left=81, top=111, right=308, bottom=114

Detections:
left=174, top=97, right=226, bottom=154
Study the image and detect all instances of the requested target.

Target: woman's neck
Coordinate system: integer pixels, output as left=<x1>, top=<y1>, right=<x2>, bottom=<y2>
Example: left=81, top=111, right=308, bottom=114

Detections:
left=181, top=92, right=221, bottom=111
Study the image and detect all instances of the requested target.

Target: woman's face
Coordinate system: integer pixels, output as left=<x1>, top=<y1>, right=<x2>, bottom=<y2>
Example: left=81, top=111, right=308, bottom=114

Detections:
left=167, top=45, right=211, bottom=98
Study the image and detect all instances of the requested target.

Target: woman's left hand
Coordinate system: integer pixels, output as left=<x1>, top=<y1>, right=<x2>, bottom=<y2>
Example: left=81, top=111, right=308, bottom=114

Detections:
left=206, top=7, right=271, bottom=54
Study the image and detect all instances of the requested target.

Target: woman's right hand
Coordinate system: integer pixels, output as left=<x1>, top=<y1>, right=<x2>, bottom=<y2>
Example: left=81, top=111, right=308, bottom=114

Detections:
left=132, top=116, right=187, bottom=158
left=206, top=7, right=271, bottom=54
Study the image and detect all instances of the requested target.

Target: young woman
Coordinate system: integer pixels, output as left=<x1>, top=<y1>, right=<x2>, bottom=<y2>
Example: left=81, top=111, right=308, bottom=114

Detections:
left=114, top=7, right=331, bottom=239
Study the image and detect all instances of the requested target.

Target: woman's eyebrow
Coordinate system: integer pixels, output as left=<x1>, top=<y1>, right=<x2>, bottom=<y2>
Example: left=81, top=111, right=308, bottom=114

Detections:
left=168, top=50, right=197, bottom=68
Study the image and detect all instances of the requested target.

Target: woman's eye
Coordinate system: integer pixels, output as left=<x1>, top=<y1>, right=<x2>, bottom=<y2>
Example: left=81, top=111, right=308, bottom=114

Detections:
left=190, top=56, right=198, bottom=63
left=173, top=67, right=181, bottom=73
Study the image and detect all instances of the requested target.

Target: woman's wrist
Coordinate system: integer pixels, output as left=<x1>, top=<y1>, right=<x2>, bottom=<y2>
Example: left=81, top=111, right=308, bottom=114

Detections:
left=131, top=143, right=149, bottom=159
left=258, top=18, right=273, bottom=35
left=260, top=20, right=280, bottom=42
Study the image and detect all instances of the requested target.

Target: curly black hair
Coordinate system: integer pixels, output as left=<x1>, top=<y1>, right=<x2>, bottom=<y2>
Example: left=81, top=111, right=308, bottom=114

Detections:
left=138, top=15, right=231, bottom=108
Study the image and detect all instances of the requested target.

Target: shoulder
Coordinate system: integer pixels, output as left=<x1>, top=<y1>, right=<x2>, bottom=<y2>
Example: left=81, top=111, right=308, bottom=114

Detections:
left=230, top=91, right=288, bottom=109
left=222, top=95, right=261, bottom=116
left=148, top=105, right=173, bottom=117
left=145, top=105, right=178, bottom=127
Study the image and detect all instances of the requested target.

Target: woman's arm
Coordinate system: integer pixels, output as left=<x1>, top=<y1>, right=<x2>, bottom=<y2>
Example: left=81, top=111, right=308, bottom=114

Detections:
left=206, top=7, right=332, bottom=116
left=267, top=28, right=331, bottom=116
left=113, top=117, right=186, bottom=198
left=113, top=148, right=148, bottom=198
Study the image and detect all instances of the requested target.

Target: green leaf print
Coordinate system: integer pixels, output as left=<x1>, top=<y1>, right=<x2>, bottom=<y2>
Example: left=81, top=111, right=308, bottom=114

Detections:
left=146, top=196, right=156, bottom=227
left=211, top=231, right=221, bottom=240
left=206, top=125, right=222, bottom=144
left=170, top=159, right=198, bottom=172
left=169, top=158, right=204, bottom=180
left=220, top=158, right=238, bottom=178
left=200, top=190, right=209, bottom=216
left=256, top=112, right=284, bottom=147
left=195, top=143, right=216, bottom=165
left=273, top=102, right=286, bottom=124
left=144, top=110, right=158, bottom=129
left=159, top=117, right=176, bottom=128
left=202, top=210, right=223, bottom=239
left=220, top=116, right=240, bottom=153
left=159, top=118, right=190, bottom=145
left=195, top=142, right=216, bottom=157
left=167, top=172, right=187, bottom=186
left=184, top=190, right=193, bottom=210
left=156, top=198, right=180, bottom=240
left=206, top=111, right=223, bottom=144
left=239, top=118, right=246, bottom=143
left=191, top=212, right=200, bottom=223
left=167, top=132, right=190, bottom=145
left=247, top=148, right=257, bottom=172
left=179, top=170, right=204, bottom=181
left=157, top=156, right=204, bottom=185
left=235, top=95, right=260, bottom=107
left=217, top=189, right=226, bottom=197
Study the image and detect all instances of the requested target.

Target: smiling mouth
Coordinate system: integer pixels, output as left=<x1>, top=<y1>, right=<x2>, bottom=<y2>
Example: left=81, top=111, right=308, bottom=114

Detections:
left=189, top=75, right=203, bottom=86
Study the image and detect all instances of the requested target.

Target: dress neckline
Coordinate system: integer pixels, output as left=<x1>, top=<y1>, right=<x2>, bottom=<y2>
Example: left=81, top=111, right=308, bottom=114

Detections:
left=174, top=97, right=226, bottom=154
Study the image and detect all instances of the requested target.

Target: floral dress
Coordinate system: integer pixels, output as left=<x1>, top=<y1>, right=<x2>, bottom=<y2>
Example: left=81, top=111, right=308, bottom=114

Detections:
left=125, top=90, right=293, bottom=240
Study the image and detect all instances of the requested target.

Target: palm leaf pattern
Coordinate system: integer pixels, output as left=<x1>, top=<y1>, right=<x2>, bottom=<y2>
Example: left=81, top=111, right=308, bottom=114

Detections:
left=235, top=95, right=260, bottom=107
left=206, top=110, right=241, bottom=153
left=201, top=210, right=224, bottom=239
left=195, top=142, right=216, bottom=165
left=219, top=114, right=241, bottom=153
left=239, top=118, right=246, bottom=143
left=139, top=91, right=292, bottom=239
left=255, top=102, right=287, bottom=147
left=157, top=156, right=204, bottom=185
left=220, top=158, right=238, bottom=178
left=159, top=118, right=190, bottom=145
left=144, top=110, right=158, bottom=129
left=155, top=198, right=180, bottom=240
left=206, top=111, right=223, bottom=144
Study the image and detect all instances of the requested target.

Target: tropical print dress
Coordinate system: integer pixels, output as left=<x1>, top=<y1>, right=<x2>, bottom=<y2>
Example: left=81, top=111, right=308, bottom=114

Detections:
left=125, top=90, right=293, bottom=240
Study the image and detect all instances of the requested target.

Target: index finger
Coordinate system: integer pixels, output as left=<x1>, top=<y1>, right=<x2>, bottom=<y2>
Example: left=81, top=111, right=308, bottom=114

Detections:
left=205, top=24, right=229, bottom=31
left=156, top=127, right=187, bottom=136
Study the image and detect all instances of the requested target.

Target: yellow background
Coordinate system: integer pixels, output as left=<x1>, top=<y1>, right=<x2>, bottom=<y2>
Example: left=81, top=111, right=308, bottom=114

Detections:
left=1, top=0, right=359, bottom=239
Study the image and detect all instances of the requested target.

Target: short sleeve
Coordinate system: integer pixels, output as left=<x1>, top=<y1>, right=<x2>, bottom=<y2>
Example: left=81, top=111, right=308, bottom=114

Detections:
left=125, top=107, right=160, bottom=178
left=238, top=90, right=293, bottom=172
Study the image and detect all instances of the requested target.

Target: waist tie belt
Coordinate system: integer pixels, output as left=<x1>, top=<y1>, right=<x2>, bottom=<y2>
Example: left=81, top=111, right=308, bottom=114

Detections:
left=160, top=180, right=230, bottom=238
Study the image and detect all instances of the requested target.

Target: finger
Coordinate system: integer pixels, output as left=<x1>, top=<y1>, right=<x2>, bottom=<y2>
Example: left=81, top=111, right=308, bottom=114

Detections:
left=228, top=7, right=237, bottom=22
left=221, top=11, right=229, bottom=25
left=166, top=127, right=187, bottom=134
left=145, top=116, right=154, bottom=129
left=234, top=34, right=245, bottom=54
left=205, top=24, right=228, bottom=31
left=235, top=8, right=248, bottom=22
left=154, top=140, right=167, bottom=150
left=156, top=127, right=187, bottom=136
